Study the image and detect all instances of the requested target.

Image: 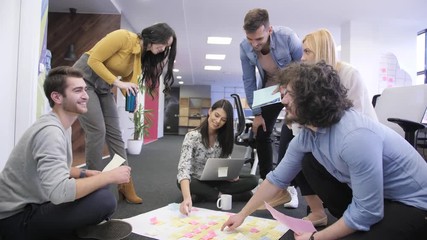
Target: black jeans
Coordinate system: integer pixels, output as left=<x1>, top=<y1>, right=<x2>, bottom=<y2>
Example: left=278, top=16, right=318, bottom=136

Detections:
left=256, top=103, right=284, bottom=179
left=0, top=187, right=116, bottom=240
left=302, top=156, right=427, bottom=240
left=177, top=175, right=259, bottom=201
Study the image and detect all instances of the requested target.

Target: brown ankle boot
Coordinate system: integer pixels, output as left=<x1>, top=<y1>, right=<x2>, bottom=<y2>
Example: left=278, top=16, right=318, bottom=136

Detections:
left=118, top=178, right=143, bottom=204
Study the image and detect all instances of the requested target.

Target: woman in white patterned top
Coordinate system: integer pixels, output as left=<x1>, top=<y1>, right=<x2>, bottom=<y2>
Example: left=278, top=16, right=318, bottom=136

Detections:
left=177, top=99, right=258, bottom=215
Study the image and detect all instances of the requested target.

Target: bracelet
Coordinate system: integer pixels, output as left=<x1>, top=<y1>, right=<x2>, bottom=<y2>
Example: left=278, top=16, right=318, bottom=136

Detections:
left=79, top=169, right=87, bottom=178
left=309, top=231, right=317, bottom=240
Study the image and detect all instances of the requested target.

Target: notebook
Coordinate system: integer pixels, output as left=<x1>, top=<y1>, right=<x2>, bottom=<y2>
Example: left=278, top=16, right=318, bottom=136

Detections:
left=199, top=158, right=246, bottom=181
left=252, top=85, right=282, bottom=109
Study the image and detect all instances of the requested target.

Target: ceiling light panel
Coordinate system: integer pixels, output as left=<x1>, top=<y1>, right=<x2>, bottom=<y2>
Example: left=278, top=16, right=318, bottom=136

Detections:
left=207, top=37, right=232, bottom=45
left=206, top=54, right=226, bottom=60
left=204, top=65, right=222, bottom=71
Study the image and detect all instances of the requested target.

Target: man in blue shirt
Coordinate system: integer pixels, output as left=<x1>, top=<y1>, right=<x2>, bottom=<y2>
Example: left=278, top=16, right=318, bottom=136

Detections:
left=240, top=8, right=302, bottom=208
left=222, top=62, right=427, bottom=239
left=240, top=8, right=302, bottom=181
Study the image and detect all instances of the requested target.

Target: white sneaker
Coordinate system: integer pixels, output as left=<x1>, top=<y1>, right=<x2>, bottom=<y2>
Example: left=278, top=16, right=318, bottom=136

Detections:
left=283, top=186, right=299, bottom=209
left=251, top=178, right=264, bottom=194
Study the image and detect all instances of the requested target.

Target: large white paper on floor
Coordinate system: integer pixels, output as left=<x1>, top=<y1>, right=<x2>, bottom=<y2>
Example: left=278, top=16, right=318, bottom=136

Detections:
left=264, top=201, right=316, bottom=234
left=122, top=203, right=289, bottom=240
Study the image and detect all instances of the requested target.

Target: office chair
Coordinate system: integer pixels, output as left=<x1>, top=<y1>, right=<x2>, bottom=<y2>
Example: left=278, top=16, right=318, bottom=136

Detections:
left=387, top=118, right=425, bottom=147
left=374, top=85, right=427, bottom=149
left=373, top=94, right=425, bottom=147
left=230, top=93, right=258, bottom=175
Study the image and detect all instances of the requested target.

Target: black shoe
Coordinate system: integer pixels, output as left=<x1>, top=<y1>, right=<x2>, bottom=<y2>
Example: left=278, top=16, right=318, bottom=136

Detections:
left=76, top=219, right=132, bottom=240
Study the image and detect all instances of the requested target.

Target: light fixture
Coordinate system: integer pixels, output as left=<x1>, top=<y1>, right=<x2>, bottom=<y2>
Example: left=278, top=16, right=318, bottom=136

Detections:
left=64, top=8, right=77, bottom=61
left=173, top=69, right=179, bottom=72
left=176, top=76, right=182, bottom=79
left=204, top=65, right=222, bottom=71
left=207, top=37, right=232, bottom=45
left=64, top=44, right=77, bottom=61
left=417, top=29, right=426, bottom=83
left=178, top=81, right=184, bottom=84
left=206, top=54, right=226, bottom=60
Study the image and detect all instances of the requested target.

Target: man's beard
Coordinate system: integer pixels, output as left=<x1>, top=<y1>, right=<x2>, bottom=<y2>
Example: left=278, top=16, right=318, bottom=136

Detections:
left=284, top=111, right=298, bottom=126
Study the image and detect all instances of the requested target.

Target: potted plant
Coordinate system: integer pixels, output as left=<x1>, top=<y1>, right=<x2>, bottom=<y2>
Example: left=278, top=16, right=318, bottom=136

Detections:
left=126, top=74, right=154, bottom=155
left=127, top=104, right=153, bottom=155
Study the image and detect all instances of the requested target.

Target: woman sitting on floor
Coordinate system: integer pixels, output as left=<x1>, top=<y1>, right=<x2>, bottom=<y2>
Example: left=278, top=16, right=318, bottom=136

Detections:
left=177, top=99, right=258, bottom=215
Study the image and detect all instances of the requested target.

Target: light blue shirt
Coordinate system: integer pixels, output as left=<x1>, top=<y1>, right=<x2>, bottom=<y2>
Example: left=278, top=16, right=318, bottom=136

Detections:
left=240, top=26, right=302, bottom=115
left=267, top=109, right=427, bottom=231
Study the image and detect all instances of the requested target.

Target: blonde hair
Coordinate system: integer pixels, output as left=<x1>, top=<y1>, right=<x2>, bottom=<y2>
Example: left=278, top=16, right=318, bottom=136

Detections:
left=302, top=29, right=337, bottom=68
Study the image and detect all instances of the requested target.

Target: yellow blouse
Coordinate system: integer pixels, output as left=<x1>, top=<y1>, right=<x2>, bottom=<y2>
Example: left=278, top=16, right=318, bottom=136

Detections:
left=86, top=29, right=142, bottom=87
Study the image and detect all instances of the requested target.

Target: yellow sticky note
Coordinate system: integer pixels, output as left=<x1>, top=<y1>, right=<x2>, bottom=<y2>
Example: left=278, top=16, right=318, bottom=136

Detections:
left=218, top=167, right=228, bottom=177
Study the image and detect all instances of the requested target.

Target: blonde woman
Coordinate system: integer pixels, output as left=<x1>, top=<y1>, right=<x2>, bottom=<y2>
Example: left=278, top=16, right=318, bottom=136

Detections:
left=293, top=28, right=378, bottom=226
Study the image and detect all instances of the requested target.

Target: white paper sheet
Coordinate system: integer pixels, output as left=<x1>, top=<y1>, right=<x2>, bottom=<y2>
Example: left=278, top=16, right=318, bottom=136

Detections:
left=102, top=154, right=126, bottom=172
left=123, top=203, right=289, bottom=239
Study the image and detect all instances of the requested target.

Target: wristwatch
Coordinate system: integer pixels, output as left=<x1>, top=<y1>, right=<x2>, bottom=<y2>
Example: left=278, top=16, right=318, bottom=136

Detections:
left=309, top=231, right=317, bottom=240
left=79, top=169, right=87, bottom=178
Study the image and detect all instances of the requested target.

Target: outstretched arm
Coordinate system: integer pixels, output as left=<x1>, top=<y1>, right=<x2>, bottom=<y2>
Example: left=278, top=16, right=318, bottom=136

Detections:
left=221, top=179, right=281, bottom=231
left=179, top=179, right=192, bottom=215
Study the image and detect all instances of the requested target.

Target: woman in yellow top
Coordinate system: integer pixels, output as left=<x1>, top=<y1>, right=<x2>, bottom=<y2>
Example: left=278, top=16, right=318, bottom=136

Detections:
left=73, top=23, right=177, bottom=204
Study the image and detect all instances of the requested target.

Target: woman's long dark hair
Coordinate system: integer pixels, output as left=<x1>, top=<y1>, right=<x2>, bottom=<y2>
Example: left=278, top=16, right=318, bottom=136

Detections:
left=139, top=23, right=177, bottom=95
left=196, top=99, right=234, bottom=158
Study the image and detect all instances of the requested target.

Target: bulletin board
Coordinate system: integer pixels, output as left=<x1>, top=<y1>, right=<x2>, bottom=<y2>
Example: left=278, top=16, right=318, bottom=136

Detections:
left=123, top=203, right=288, bottom=240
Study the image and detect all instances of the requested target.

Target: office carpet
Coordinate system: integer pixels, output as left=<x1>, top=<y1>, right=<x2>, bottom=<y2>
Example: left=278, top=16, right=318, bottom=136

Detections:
left=72, top=135, right=335, bottom=240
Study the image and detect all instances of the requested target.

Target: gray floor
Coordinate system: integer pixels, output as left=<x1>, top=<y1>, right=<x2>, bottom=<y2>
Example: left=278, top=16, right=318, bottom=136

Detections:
left=81, top=135, right=336, bottom=239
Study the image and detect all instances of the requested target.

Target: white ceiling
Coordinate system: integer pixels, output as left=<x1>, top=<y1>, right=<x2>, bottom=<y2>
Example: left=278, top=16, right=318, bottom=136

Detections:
left=49, top=0, right=427, bottom=88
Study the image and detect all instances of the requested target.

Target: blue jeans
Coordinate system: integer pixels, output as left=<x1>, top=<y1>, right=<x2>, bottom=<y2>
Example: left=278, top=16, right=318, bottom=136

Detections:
left=0, top=187, right=116, bottom=240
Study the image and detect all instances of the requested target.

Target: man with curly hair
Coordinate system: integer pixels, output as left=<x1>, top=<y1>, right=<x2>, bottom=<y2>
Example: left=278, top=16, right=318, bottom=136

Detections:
left=222, top=62, right=427, bottom=240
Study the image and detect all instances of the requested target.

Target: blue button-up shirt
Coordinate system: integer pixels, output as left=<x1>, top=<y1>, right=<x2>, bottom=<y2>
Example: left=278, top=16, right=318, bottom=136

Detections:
left=267, top=109, right=427, bottom=231
left=240, top=26, right=302, bottom=115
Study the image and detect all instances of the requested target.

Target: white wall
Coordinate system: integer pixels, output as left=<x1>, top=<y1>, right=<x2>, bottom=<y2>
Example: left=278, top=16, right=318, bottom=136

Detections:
left=0, top=0, right=42, bottom=170
left=341, top=20, right=419, bottom=98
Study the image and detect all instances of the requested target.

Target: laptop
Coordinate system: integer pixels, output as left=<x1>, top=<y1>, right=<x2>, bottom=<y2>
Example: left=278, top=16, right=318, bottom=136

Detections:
left=199, top=158, right=246, bottom=181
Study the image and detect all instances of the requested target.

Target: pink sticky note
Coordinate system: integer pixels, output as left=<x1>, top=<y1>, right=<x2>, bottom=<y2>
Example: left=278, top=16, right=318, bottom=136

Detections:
left=189, top=220, right=199, bottom=225
left=149, top=217, right=158, bottom=224
left=200, top=224, right=209, bottom=229
left=250, top=227, right=260, bottom=233
left=184, top=232, right=194, bottom=238
left=264, top=201, right=316, bottom=234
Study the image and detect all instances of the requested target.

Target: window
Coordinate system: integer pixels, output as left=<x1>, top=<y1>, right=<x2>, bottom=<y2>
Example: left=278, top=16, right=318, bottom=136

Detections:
left=417, top=29, right=426, bottom=83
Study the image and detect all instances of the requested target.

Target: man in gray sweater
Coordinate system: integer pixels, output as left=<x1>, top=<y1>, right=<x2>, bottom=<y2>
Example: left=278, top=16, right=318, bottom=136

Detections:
left=0, top=66, right=133, bottom=240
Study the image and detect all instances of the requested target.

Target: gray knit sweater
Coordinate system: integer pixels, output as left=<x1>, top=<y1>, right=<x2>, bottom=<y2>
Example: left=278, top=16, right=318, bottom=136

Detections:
left=0, top=112, right=76, bottom=219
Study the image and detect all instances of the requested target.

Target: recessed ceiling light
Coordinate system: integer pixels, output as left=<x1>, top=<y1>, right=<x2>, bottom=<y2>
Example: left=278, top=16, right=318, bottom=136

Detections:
left=173, top=69, right=179, bottom=72
left=177, top=76, right=182, bottom=79
left=336, top=45, right=341, bottom=51
left=206, top=54, right=226, bottom=60
left=207, top=37, right=232, bottom=45
left=204, top=65, right=222, bottom=71
left=178, top=81, right=184, bottom=84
